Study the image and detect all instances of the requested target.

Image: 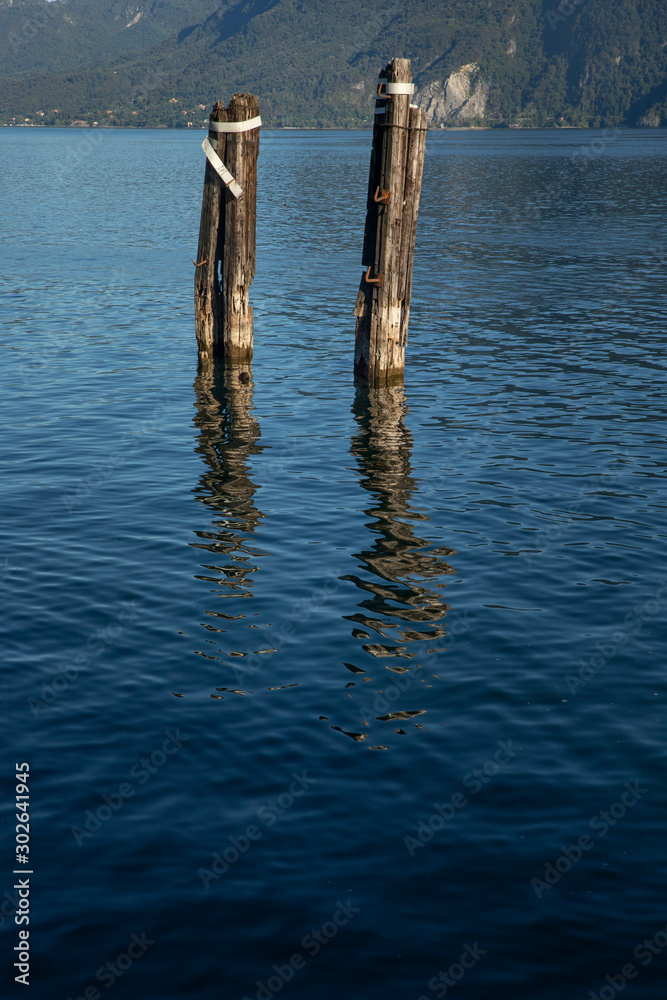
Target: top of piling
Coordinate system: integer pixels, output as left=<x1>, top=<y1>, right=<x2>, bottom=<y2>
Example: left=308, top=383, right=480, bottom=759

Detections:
left=379, top=58, right=412, bottom=83
left=211, top=93, right=260, bottom=123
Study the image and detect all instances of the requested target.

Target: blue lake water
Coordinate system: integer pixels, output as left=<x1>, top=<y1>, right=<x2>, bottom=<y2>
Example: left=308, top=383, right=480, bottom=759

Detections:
left=1, top=126, right=666, bottom=999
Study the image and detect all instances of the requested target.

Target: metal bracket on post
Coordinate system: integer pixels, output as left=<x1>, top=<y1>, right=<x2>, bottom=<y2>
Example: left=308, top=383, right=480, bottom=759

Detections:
left=377, top=81, right=415, bottom=99
left=354, top=59, right=425, bottom=384
left=364, top=266, right=384, bottom=287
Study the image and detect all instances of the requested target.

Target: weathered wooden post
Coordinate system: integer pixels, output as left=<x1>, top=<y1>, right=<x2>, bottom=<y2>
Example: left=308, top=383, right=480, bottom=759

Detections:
left=194, top=93, right=261, bottom=363
left=354, top=59, right=427, bottom=384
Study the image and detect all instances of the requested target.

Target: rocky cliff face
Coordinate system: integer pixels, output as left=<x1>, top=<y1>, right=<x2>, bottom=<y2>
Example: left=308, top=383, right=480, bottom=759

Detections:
left=1, top=0, right=664, bottom=127
left=414, top=63, right=489, bottom=126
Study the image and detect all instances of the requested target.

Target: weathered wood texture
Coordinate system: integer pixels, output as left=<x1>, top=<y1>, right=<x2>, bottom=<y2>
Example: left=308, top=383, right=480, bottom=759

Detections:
left=195, top=94, right=260, bottom=363
left=354, top=60, right=427, bottom=384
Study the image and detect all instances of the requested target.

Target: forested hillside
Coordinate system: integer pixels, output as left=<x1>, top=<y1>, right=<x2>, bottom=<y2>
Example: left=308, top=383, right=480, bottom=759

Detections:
left=0, top=0, right=665, bottom=128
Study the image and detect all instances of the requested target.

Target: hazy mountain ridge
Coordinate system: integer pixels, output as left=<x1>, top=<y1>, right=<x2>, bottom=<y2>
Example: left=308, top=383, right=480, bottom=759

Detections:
left=0, top=0, right=222, bottom=76
left=0, top=0, right=665, bottom=127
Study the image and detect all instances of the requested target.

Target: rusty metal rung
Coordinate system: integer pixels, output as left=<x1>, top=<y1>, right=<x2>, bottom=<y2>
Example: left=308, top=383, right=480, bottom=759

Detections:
left=364, top=265, right=384, bottom=288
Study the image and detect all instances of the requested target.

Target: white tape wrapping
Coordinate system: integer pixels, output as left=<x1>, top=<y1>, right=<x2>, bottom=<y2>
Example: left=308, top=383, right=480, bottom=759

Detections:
left=202, top=137, right=243, bottom=199
left=386, top=82, right=415, bottom=95
left=208, top=115, right=262, bottom=133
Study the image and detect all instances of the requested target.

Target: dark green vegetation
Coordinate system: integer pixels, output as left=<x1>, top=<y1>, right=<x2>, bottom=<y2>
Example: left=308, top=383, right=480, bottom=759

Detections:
left=1, top=0, right=665, bottom=128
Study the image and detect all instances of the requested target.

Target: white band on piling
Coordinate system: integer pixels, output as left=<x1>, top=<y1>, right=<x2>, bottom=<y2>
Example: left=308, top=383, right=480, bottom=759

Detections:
left=208, top=115, right=262, bottom=133
left=386, top=82, right=415, bottom=95
left=202, top=137, right=243, bottom=199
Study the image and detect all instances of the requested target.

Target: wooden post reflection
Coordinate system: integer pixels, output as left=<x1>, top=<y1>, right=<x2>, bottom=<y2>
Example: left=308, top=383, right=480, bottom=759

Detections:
left=191, top=361, right=264, bottom=603
left=344, top=380, right=456, bottom=650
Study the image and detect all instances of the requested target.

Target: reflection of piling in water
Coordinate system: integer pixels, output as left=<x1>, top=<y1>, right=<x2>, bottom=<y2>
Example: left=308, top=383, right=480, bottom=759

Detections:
left=332, top=382, right=457, bottom=743
left=344, top=381, right=455, bottom=637
left=191, top=361, right=264, bottom=601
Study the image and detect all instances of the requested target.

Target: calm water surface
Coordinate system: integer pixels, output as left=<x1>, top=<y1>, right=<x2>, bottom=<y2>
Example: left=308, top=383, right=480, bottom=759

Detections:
left=1, top=127, right=666, bottom=999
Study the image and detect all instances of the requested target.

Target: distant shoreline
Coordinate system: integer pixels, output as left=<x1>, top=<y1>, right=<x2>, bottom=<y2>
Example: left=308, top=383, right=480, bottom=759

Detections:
left=1, top=123, right=663, bottom=132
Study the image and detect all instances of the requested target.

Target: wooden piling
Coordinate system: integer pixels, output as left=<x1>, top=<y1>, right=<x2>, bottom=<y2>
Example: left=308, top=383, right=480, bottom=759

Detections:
left=194, top=94, right=260, bottom=364
left=354, top=59, right=427, bottom=384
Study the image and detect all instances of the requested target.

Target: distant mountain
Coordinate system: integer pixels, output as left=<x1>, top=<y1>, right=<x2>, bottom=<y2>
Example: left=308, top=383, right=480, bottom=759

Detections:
left=0, top=1, right=222, bottom=76
left=0, top=0, right=665, bottom=128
